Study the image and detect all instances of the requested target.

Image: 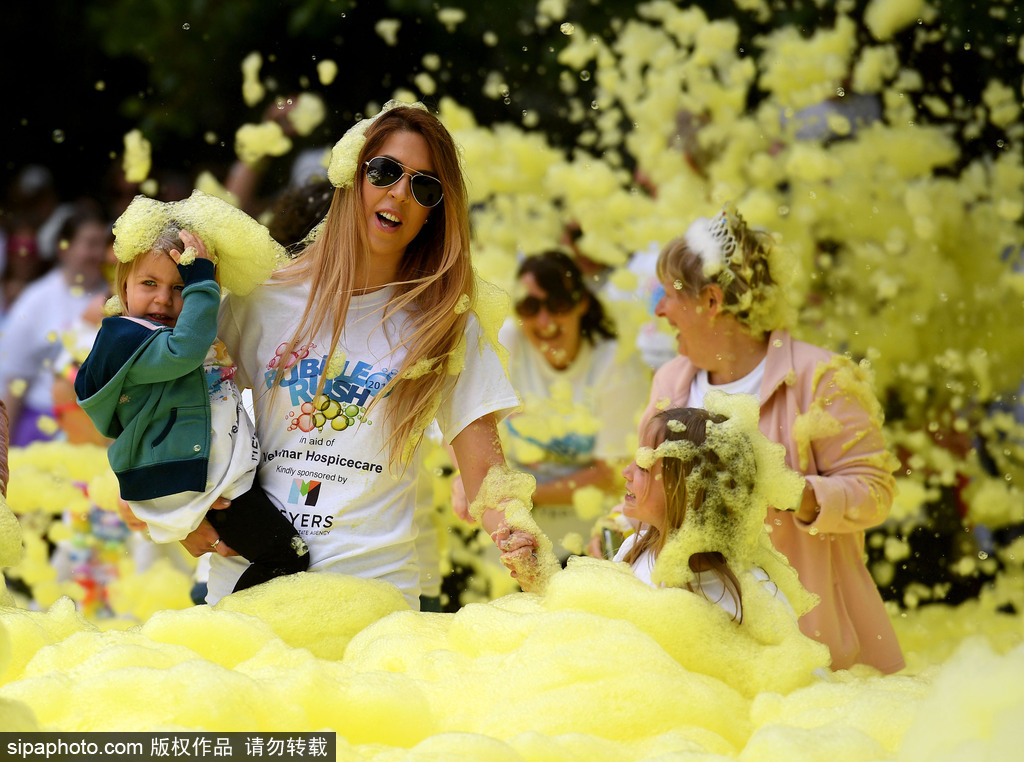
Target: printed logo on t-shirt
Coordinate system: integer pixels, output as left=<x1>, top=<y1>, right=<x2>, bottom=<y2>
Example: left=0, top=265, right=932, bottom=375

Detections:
left=288, top=478, right=321, bottom=507
left=205, top=340, right=239, bottom=398
left=263, top=342, right=397, bottom=438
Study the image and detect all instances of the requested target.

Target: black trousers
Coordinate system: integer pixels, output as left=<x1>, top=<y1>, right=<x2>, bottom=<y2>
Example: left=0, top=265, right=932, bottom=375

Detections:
left=205, top=481, right=309, bottom=592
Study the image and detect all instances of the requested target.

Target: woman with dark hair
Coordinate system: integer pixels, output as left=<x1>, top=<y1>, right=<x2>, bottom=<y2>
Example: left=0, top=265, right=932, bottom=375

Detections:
left=494, top=250, right=650, bottom=554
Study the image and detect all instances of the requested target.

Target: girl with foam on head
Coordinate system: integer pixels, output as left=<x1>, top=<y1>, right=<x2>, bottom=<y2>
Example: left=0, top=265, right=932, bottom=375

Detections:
left=196, top=102, right=540, bottom=605
left=640, top=204, right=904, bottom=672
left=74, top=209, right=309, bottom=593
left=618, top=392, right=811, bottom=623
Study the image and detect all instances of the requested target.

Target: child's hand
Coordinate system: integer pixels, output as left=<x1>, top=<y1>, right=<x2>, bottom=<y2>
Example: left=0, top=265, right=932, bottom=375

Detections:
left=491, top=522, right=542, bottom=591
left=170, top=230, right=212, bottom=265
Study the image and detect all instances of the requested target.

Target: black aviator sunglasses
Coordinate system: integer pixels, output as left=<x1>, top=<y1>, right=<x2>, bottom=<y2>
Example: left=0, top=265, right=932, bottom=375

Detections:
left=514, top=293, right=578, bottom=318
left=364, top=156, right=444, bottom=208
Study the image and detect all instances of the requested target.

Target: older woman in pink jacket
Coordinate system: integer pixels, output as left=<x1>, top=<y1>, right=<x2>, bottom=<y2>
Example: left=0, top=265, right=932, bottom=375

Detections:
left=640, top=205, right=903, bottom=673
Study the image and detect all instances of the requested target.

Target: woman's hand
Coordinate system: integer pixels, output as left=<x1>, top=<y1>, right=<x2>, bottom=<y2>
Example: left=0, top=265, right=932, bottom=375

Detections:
left=180, top=497, right=237, bottom=557
left=795, top=481, right=819, bottom=524
left=491, top=521, right=541, bottom=591
left=116, top=498, right=148, bottom=532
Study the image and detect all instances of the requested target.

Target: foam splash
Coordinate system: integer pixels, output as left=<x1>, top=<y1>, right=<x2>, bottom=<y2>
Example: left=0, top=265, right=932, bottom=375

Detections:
left=121, top=129, right=151, bottom=184
left=234, top=120, right=292, bottom=165
left=112, top=190, right=286, bottom=295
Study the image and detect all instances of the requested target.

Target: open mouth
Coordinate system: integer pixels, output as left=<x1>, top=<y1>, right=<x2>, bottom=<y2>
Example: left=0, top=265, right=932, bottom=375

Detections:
left=534, top=325, right=560, bottom=340
left=377, top=211, right=401, bottom=229
left=147, top=313, right=173, bottom=324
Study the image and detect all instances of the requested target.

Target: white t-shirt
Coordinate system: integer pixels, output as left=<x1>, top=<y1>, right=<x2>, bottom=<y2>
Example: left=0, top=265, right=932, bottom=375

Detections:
left=129, top=339, right=260, bottom=544
left=498, top=320, right=650, bottom=548
left=613, top=531, right=791, bottom=620
left=0, top=269, right=105, bottom=413
left=214, top=282, right=518, bottom=606
left=499, top=319, right=650, bottom=482
left=688, top=357, right=766, bottom=410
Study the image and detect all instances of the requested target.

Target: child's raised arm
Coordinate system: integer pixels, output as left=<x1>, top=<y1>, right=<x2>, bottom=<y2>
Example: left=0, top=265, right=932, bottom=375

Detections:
left=170, top=229, right=213, bottom=265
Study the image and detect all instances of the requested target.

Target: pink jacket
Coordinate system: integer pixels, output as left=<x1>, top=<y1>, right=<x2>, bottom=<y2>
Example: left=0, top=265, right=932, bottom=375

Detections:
left=643, top=330, right=904, bottom=673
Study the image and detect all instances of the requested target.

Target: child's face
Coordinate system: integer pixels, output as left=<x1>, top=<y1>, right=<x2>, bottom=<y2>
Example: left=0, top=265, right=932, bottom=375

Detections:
left=621, top=442, right=667, bottom=531
left=123, top=250, right=184, bottom=327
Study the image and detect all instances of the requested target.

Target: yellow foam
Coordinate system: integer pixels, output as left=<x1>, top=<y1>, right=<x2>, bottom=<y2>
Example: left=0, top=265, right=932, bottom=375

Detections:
left=112, top=190, right=285, bottom=295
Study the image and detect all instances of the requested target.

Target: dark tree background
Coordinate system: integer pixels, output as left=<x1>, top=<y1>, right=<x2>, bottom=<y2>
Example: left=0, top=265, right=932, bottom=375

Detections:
left=3, top=0, right=1020, bottom=211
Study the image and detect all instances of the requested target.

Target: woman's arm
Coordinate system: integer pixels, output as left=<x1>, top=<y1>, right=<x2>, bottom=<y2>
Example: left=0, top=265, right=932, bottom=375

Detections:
left=797, top=360, right=899, bottom=534
left=450, top=413, right=513, bottom=535
left=451, top=413, right=541, bottom=585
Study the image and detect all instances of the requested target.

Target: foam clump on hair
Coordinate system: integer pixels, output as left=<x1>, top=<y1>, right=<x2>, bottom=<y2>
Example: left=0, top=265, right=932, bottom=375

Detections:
left=112, top=190, right=285, bottom=295
left=328, top=99, right=427, bottom=188
left=651, top=392, right=816, bottom=616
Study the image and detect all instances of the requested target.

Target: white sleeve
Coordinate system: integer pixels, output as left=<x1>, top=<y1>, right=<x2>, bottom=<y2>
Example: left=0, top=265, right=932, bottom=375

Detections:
left=435, top=313, right=520, bottom=442
left=217, top=292, right=252, bottom=390
left=593, top=342, right=652, bottom=461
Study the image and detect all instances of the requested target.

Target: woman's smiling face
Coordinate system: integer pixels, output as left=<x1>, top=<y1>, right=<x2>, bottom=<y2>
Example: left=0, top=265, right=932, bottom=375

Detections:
left=516, top=272, right=588, bottom=370
left=361, top=130, right=435, bottom=263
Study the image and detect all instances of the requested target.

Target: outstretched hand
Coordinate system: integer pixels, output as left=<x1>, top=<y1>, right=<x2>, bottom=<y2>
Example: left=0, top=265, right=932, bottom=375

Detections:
left=491, top=521, right=542, bottom=592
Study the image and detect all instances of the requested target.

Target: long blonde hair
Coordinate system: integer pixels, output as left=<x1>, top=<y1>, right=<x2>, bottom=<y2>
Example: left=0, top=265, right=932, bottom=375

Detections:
left=624, top=407, right=747, bottom=620
left=272, top=106, right=474, bottom=469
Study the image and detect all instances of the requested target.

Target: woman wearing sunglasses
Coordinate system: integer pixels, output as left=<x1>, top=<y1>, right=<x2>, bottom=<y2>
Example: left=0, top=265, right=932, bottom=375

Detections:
left=494, top=250, right=650, bottom=557
left=181, top=102, right=538, bottom=605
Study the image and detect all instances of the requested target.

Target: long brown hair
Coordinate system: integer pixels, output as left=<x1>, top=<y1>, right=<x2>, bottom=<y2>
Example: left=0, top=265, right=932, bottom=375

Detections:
left=624, top=407, right=747, bottom=620
left=271, top=106, right=474, bottom=469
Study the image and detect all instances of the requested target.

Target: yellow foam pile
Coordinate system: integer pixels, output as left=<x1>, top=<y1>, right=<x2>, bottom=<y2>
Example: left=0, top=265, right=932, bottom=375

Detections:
left=0, top=560, right=1022, bottom=759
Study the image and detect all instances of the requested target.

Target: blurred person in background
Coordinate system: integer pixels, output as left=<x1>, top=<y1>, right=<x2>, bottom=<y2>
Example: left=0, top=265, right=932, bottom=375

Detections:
left=0, top=201, right=109, bottom=445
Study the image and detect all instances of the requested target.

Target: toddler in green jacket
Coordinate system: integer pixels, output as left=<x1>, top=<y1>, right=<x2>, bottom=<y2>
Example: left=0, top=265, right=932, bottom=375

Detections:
left=75, top=221, right=308, bottom=595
